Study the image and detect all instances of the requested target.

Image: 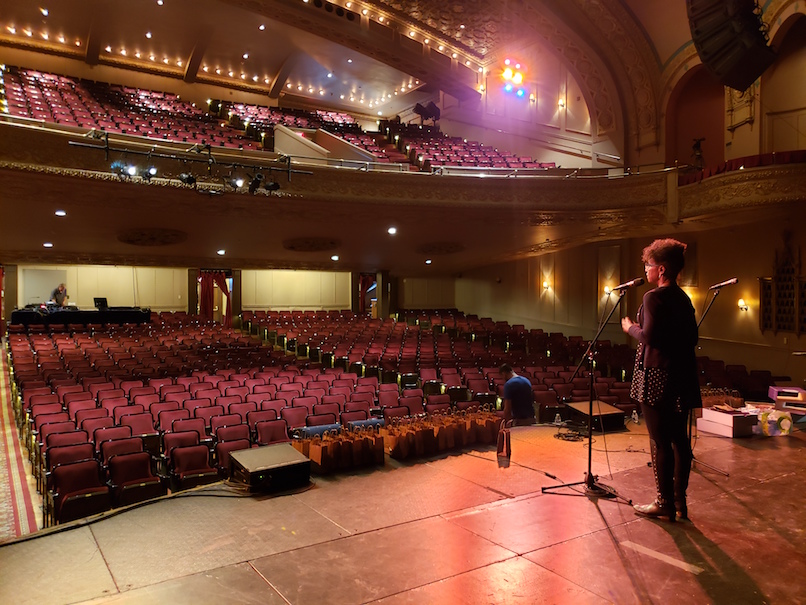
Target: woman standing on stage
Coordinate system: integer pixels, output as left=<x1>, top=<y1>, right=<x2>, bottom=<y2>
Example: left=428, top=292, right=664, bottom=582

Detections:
left=621, top=238, right=701, bottom=521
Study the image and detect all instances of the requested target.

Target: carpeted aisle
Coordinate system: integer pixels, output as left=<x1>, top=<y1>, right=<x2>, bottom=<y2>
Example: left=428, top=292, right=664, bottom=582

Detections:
left=0, top=347, right=40, bottom=541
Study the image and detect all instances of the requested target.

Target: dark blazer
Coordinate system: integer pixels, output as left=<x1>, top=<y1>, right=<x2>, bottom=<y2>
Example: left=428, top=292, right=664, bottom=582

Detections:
left=628, top=284, right=702, bottom=409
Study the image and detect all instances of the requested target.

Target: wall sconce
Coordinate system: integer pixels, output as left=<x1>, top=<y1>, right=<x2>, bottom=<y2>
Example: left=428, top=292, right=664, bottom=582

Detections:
left=543, top=280, right=550, bottom=290
left=529, top=93, right=536, bottom=103
left=738, top=298, right=748, bottom=311
left=603, top=286, right=612, bottom=295
left=558, top=98, right=566, bottom=108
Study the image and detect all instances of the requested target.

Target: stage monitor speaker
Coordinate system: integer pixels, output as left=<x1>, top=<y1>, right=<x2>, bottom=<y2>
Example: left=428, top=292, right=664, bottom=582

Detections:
left=564, top=400, right=627, bottom=433
left=686, top=0, right=776, bottom=91
left=229, top=444, right=311, bottom=492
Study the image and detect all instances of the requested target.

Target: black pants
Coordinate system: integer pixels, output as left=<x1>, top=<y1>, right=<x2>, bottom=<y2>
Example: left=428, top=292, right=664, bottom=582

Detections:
left=640, top=401, right=693, bottom=505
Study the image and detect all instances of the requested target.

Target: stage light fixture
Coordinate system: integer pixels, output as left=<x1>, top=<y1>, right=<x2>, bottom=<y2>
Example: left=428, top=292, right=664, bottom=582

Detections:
left=248, top=173, right=264, bottom=194
left=264, top=180, right=280, bottom=192
left=179, top=173, right=196, bottom=186
left=141, top=166, right=157, bottom=181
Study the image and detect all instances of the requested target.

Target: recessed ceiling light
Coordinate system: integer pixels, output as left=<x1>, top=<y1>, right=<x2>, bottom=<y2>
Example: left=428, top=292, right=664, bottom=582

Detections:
left=327, top=72, right=333, bottom=78
left=54, top=210, right=66, bottom=217
left=75, top=40, right=80, bottom=46
left=377, top=111, right=382, bottom=115
left=217, top=249, right=226, bottom=256
left=146, top=32, right=152, bottom=39
left=40, top=8, right=49, bottom=16
left=425, top=259, right=432, bottom=265
left=43, top=242, right=53, bottom=248
left=259, top=24, right=265, bottom=30
left=157, top=0, right=163, bottom=5
left=387, top=227, right=397, bottom=235
left=347, top=58, right=352, bottom=63
left=340, top=94, right=344, bottom=99
left=460, top=24, right=465, bottom=29
left=331, top=255, right=339, bottom=262
left=242, top=52, right=249, bottom=59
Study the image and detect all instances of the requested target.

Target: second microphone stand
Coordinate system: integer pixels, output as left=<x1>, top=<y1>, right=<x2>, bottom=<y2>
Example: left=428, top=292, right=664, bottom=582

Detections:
left=691, top=287, right=730, bottom=476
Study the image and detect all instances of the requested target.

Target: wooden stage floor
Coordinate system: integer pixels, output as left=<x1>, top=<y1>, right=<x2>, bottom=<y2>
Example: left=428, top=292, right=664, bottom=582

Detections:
left=1, top=420, right=805, bottom=605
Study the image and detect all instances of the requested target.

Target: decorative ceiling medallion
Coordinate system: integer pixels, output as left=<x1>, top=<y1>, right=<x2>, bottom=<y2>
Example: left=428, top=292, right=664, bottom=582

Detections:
left=283, top=237, right=341, bottom=252
left=118, top=228, right=188, bottom=246
left=415, top=242, right=464, bottom=255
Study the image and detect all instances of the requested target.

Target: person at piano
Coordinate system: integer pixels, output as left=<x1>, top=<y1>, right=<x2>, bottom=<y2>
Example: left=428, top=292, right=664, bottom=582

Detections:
left=50, top=283, right=69, bottom=307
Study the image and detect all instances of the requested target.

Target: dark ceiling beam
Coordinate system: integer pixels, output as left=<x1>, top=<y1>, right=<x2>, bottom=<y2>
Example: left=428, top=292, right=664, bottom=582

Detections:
left=268, top=52, right=300, bottom=99
left=84, top=24, right=101, bottom=66
left=184, top=27, right=213, bottom=83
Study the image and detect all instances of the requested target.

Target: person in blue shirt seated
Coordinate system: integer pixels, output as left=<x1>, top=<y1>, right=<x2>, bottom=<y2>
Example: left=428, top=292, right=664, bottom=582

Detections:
left=499, top=364, right=535, bottom=426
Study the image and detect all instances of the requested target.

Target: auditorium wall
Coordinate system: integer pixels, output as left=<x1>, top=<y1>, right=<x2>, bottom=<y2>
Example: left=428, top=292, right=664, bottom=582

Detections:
left=240, top=269, right=351, bottom=311
left=455, top=212, right=806, bottom=387
left=17, top=265, right=188, bottom=312
left=398, top=277, right=455, bottom=310
left=455, top=243, right=623, bottom=342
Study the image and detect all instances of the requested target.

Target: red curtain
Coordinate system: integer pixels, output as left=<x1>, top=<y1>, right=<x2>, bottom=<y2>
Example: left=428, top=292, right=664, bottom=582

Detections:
left=358, top=273, right=376, bottom=314
left=198, top=270, right=232, bottom=327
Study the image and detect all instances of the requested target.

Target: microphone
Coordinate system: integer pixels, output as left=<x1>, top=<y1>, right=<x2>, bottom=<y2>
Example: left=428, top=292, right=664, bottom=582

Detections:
left=611, top=277, right=645, bottom=292
left=709, top=277, right=738, bottom=290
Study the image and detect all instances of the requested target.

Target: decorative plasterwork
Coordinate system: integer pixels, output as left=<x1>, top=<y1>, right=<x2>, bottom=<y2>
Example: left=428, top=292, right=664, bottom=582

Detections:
left=374, top=0, right=520, bottom=57
left=565, top=0, right=661, bottom=147
left=507, top=1, right=619, bottom=138
left=678, top=165, right=806, bottom=219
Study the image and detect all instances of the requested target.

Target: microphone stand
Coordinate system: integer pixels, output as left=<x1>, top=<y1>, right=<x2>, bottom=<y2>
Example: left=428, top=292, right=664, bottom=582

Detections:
left=690, top=287, right=730, bottom=476
left=542, top=289, right=632, bottom=502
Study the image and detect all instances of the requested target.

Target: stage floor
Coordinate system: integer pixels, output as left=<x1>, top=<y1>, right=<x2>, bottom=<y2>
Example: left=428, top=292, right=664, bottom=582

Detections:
left=1, top=421, right=805, bottom=605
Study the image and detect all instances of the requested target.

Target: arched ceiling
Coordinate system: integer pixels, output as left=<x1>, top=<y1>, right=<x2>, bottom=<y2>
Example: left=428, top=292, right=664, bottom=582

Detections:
left=0, top=0, right=700, bottom=153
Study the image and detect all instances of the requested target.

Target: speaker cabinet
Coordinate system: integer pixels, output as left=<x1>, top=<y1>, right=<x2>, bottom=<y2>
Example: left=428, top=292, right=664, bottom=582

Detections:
left=687, top=0, right=776, bottom=91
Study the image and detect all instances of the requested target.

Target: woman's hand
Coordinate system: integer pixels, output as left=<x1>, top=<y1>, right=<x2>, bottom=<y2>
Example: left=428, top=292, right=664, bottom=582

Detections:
left=621, top=317, right=634, bottom=334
